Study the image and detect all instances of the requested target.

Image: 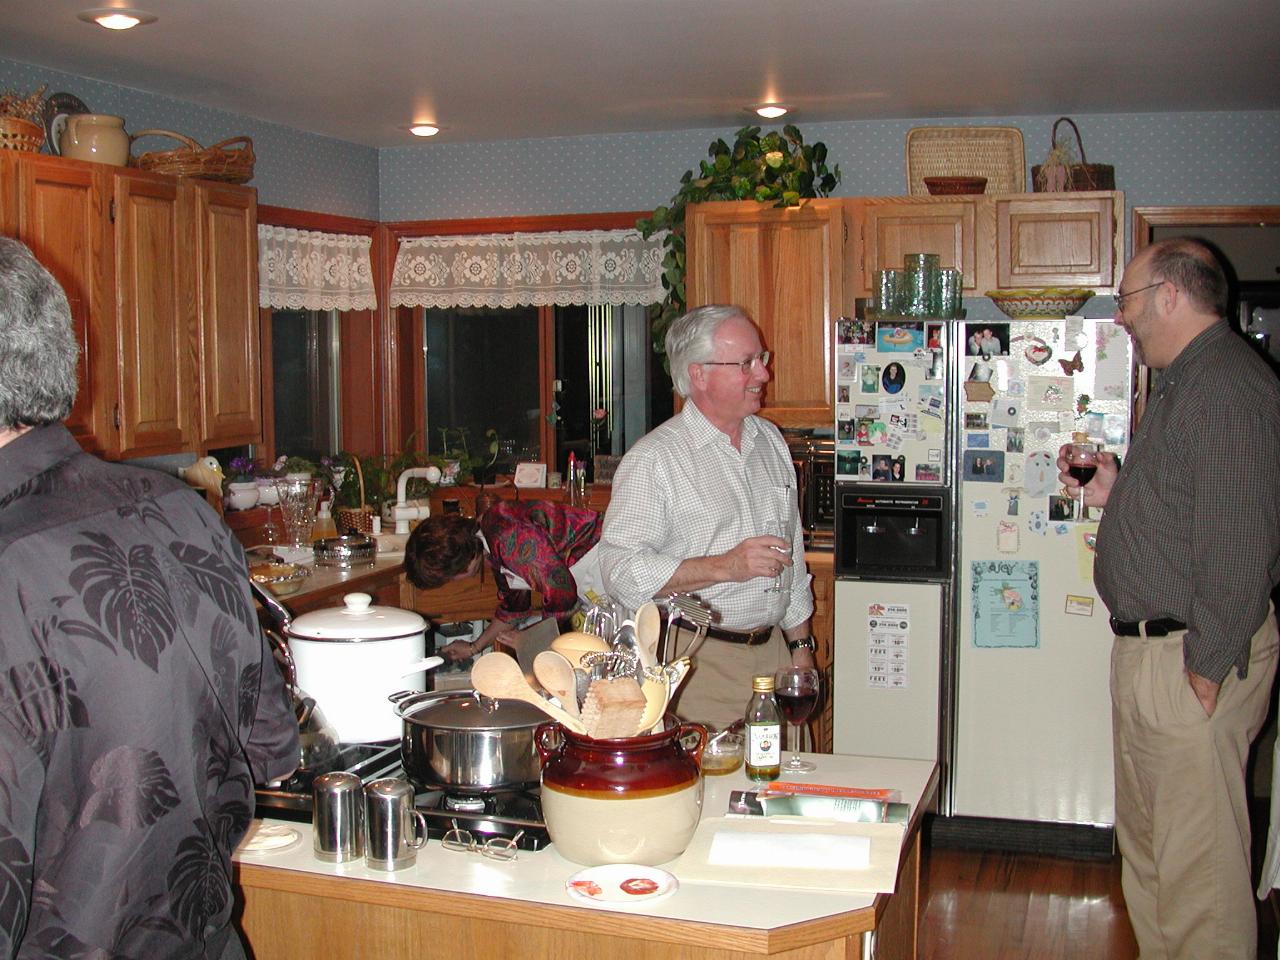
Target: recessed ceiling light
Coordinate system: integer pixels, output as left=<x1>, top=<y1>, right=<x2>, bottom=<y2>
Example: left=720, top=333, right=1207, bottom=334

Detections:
left=77, top=8, right=157, bottom=30
left=754, top=104, right=790, bottom=120
left=405, top=123, right=441, bottom=138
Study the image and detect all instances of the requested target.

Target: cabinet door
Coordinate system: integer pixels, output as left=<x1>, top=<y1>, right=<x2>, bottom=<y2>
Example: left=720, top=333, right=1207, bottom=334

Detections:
left=853, top=197, right=981, bottom=297
left=192, top=181, right=261, bottom=447
left=113, top=171, right=194, bottom=457
left=995, top=193, right=1121, bottom=289
left=685, top=200, right=844, bottom=429
left=0, top=154, right=15, bottom=236
left=15, top=155, right=113, bottom=455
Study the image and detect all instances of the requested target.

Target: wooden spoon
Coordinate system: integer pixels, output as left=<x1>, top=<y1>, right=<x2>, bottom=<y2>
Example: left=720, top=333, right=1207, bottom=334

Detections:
left=639, top=674, right=669, bottom=735
left=533, top=650, right=581, bottom=718
left=634, top=601, right=661, bottom=671
left=470, top=652, right=588, bottom=734
left=549, top=631, right=610, bottom=669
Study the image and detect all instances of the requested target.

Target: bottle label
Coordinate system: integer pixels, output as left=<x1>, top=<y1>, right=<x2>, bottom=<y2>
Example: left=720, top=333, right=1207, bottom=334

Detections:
left=747, top=724, right=780, bottom=766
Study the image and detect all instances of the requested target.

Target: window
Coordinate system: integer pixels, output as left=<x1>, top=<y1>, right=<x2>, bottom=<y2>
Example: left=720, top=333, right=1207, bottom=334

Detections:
left=270, top=308, right=342, bottom=463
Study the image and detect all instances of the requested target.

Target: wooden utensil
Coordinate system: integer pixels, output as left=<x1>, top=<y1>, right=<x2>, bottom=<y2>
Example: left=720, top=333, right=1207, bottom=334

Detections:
left=634, top=601, right=661, bottom=671
left=533, top=650, right=581, bottom=718
left=550, top=631, right=610, bottom=669
left=639, top=674, right=669, bottom=735
left=580, top=677, right=647, bottom=739
left=470, top=652, right=587, bottom=734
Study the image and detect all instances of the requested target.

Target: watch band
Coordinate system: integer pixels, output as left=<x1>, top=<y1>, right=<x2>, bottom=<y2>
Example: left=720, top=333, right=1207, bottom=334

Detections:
left=786, top=636, right=816, bottom=653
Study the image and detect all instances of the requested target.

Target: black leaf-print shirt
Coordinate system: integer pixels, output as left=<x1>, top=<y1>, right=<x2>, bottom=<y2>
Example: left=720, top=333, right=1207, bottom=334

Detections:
left=0, top=425, right=299, bottom=959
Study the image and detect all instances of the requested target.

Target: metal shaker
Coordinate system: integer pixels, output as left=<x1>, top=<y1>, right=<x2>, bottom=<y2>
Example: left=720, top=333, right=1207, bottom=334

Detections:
left=312, top=771, right=365, bottom=863
left=364, top=777, right=428, bottom=871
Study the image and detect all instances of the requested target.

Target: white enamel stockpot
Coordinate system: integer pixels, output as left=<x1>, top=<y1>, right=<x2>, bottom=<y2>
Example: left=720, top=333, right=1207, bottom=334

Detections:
left=285, top=593, right=440, bottom=743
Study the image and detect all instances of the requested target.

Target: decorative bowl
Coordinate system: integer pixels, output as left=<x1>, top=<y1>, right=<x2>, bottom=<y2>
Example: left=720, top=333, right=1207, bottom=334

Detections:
left=984, top=288, right=1095, bottom=319
left=700, top=731, right=745, bottom=776
left=248, top=561, right=312, bottom=597
left=923, top=176, right=987, bottom=196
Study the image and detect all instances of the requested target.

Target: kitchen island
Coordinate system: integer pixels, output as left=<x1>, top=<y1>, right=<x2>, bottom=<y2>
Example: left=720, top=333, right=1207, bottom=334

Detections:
left=236, top=753, right=937, bottom=960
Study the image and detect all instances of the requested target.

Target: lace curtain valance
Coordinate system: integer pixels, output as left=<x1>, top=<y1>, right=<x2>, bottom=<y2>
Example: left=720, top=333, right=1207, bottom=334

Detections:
left=258, top=225, right=378, bottom=311
left=388, top=228, right=666, bottom=309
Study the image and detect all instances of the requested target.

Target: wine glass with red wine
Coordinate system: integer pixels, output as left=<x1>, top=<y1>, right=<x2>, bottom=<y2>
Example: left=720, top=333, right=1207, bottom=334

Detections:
left=774, top=666, right=820, bottom=774
left=1065, top=442, right=1100, bottom=521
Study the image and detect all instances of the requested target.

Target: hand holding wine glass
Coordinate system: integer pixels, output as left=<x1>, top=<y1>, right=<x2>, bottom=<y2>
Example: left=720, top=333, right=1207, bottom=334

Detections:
left=1065, top=442, right=1099, bottom=521
left=775, top=665, right=820, bottom=774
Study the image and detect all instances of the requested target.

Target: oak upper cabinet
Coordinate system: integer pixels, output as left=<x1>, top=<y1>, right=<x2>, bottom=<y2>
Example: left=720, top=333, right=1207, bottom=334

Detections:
left=685, top=199, right=846, bottom=428
left=190, top=181, right=260, bottom=448
left=994, top=191, right=1123, bottom=291
left=10, top=154, right=115, bottom=455
left=114, top=170, right=195, bottom=457
left=850, top=196, right=981, bottom=297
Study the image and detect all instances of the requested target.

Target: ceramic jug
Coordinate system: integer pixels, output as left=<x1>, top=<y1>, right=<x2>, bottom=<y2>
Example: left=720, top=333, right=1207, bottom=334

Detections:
left=536, top=718, right=707, bottom=866
left=54, top=114, right=130, bottom=166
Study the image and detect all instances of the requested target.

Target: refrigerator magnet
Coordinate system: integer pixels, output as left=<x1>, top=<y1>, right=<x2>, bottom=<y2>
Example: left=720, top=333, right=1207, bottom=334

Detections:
left=1064, top=595, right=1095, bottom=617
left=997, top=520, right=1020, bottom=553
left=964, top=380, right=996, bottom=403
left=860, top=365, right=881, bottom=393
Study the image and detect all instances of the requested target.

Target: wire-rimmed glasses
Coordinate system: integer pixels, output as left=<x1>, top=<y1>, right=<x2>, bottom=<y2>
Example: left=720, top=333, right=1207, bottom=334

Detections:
left=441, top=819, right=524, bottom=862
left=1114, top=280, right=1164, bottom=313
left=699, top=350, right=772, bottom=375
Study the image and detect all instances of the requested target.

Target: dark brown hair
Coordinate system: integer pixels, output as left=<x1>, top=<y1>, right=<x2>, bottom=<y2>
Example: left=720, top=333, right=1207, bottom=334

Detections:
left=1146, top=238, right=1229, bottom=317
left=403, top=514, right=482, bottom=589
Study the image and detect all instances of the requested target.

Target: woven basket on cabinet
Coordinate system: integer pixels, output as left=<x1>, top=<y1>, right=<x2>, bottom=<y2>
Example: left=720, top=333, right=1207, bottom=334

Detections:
left=0, top=117, right=44, bottom=152
left=906, top=126, right=1025, bottom=196
left=131, top=128, right=255, bottom=183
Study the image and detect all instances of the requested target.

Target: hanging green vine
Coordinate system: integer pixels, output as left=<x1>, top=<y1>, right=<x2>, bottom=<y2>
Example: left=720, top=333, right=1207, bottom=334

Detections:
left=636, top=124, right=841, bottom=358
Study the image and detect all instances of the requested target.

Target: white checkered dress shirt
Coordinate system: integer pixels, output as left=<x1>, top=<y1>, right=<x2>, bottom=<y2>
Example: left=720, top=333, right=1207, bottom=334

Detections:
left=600, top=402, right=813, bottom=631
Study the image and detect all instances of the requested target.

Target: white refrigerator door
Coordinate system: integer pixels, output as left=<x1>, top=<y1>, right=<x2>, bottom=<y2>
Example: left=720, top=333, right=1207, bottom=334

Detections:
left=833, top=579, right=942, bottom=762
left=952, top=317, right=1131, bottom=826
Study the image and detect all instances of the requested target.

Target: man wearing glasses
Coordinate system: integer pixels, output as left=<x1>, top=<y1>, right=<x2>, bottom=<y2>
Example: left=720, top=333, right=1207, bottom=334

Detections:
left=1057, top=238, right=1280, bottom=959
left=601, top=305, right=816, bottom=729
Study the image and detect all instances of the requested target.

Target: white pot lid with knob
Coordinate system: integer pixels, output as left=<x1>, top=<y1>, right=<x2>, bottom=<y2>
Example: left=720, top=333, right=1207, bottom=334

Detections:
left=287, top=592, right=426, bottom=642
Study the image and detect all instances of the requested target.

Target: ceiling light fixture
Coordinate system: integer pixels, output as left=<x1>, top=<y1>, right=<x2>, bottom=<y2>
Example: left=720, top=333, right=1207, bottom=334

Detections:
left=77, top=8, right=158, bottom=30
left=406, top=123, right=441, bottom=138
left=754, top=104, right=790, bottom=120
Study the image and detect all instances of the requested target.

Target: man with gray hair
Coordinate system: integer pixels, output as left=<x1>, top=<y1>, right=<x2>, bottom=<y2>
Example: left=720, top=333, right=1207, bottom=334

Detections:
left=601, top=305, right=815, bottom=729
left=0, top=237, right=298, bottom=958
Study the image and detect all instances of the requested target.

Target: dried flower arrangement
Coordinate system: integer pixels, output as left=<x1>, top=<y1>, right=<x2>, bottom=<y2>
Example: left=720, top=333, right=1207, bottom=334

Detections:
left=0, top=84, right=47, bottom=122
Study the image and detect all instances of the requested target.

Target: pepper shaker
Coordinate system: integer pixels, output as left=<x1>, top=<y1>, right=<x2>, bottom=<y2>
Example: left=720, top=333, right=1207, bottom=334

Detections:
left=312, top=771, right=364, bottom=863
left=364, top=777, right=428, bottom=871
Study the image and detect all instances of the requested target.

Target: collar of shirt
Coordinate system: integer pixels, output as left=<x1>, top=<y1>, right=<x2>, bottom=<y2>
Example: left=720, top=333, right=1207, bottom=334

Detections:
left=0, top=423, right=78, bottom=503
left=1152, top=321, right=1231, bottom=398
left=680, top=401, right=760, bottom=456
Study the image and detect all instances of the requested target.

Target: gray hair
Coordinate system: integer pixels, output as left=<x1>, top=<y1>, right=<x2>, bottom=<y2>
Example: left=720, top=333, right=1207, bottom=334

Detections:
left=0, top=238, right=78, bottom=428
left=665, top=304, right=748, bottom=397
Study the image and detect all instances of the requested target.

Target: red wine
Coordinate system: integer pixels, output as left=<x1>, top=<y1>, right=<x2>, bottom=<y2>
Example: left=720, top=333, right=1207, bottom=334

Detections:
left=1068, top=464, right=1097, bottom=485
left=777, top=691, right=817, bottom=725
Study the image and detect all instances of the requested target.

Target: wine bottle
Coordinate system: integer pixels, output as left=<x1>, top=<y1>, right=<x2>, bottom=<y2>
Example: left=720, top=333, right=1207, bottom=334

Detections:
left=745, top=675, right=781, bottom=782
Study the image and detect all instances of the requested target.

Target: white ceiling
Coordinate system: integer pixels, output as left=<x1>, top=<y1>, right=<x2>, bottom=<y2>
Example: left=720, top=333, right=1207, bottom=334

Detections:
left=4, top=0, right=1279, bottom=149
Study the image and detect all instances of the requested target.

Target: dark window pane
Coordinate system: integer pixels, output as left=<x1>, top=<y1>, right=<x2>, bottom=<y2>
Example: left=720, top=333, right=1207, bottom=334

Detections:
left=271, top=309, right=339, bottom=462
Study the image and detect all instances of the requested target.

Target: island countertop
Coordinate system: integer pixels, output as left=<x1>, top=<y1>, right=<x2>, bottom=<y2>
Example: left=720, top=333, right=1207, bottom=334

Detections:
left=236, top=753, right=938, bottom=959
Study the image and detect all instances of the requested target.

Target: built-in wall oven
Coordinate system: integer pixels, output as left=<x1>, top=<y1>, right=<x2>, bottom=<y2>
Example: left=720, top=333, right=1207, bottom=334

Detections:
left=834, top=483, right=950, bottom=582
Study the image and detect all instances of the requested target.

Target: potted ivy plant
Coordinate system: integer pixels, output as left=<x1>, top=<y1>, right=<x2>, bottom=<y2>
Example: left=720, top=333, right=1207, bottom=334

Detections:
left=279, top=455, right=317, bottom=480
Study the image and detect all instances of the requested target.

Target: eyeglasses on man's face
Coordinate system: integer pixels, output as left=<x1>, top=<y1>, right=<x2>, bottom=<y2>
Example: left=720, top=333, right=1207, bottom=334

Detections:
left=1115, top=280, right=1165, bottom=313
left=699, top=350, right=772, bottom=374
left=441, top=820, right=523, bottom=861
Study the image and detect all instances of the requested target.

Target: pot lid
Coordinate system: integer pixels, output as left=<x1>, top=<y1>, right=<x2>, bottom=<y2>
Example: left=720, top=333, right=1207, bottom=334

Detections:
left=396, top=690, right=546, bottom=730
left=287, top=592, right=426, bottom=642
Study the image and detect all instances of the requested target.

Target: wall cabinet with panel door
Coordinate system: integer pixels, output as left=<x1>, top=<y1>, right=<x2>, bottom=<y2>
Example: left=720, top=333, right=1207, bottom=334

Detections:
left=0, top=151, right=260, bottom=457
left=685, top=200, right=848, bottom=429
left=993, top=191, right=1122, bottom=290
left=849, top=196, right=981, bottom=299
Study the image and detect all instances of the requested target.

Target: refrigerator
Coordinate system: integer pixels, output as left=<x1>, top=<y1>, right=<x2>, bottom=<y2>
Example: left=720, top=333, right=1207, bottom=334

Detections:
left=831, top=312, right=1133, bottom=826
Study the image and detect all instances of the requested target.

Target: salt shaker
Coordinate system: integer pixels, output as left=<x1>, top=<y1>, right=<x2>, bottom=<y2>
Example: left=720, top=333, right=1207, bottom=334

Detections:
left=364, top=777, right=428, bottom=871
left=312, top=771, right=364, bottom=863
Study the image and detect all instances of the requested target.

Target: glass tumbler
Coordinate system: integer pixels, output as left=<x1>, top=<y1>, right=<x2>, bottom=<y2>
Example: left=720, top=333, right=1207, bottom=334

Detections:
left=275, top=478, right=321, bottom=548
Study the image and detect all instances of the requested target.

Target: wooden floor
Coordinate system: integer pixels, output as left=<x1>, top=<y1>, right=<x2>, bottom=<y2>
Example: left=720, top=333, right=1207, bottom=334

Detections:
left=918, top=846, right=1279, bottom=960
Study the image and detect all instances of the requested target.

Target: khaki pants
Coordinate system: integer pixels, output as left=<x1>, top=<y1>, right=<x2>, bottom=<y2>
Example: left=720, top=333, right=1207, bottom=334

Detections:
left=665, top=625, right=789, bottom=731
left=1111, top=612, right=1278, bottom=960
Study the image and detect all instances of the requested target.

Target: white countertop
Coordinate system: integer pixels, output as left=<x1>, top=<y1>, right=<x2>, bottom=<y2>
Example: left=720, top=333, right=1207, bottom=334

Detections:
left=236, top=752, right=936, bottom=929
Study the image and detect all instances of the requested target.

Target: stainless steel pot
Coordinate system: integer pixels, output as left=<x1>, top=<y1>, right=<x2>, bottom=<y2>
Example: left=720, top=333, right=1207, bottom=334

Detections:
left=389, top=689, right=544, bottom=792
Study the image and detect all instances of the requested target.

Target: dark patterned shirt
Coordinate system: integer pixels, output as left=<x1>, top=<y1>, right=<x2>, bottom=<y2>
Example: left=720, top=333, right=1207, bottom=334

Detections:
left=0, top=424, right=299, bottom=959
left=478, top=499, right=601, bottom=622
left=1094, top=323, right=1280, bottom=682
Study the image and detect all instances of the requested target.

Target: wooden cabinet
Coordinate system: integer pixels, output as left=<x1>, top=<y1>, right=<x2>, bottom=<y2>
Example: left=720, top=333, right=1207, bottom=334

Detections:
left=808, top=551, right=834, bottom=754
left=685, top=200, right=847, bottom=429
left=192, top=181, right=260, bottom=447
left=993, top=191, right=1122, bottom=289
left=850, top=196, right=981, bottom=296
left=0, top=152, right=260, bottom=457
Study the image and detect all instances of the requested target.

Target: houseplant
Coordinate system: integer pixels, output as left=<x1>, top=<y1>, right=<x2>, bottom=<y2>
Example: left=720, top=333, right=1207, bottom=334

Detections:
left=637, top=124, right=841, bottom=358
left=223, top=456, right=259, bottom=510
left=278, top=455, right=317, bottom=479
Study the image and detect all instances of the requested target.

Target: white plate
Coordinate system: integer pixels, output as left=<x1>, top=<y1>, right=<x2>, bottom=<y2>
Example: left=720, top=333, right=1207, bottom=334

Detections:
left=241, top=822, right=302, bottom=854
left=564, top=863, right=678, bottom=908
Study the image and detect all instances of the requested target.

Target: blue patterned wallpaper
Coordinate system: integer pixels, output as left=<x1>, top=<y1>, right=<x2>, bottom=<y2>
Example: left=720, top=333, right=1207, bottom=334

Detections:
left=0, top=57, right=379, bottom=219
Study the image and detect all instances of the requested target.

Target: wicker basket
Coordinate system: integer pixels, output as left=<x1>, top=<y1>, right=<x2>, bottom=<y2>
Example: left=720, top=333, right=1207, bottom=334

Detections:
left=1031, top=117, right=1115, bottom=193
left=906, top=126, right=1025, bottom=196
left=0, top=117, right=44, bottom=153
left=131, top=128, right=254, bottom=183
left=333, top=456, right=376, bottom=535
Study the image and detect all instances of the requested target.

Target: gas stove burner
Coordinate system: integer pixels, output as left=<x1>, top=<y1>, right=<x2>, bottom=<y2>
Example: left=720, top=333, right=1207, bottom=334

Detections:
left=444, top=794, right=487, bottom=813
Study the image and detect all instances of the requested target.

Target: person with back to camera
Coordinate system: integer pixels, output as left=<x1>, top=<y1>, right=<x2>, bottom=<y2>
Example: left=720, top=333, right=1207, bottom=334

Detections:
left=0, top=238, right=299, bottom=959
left=598, top=305, right=815, bottom=730
left=1057, top=238, right=1280, bottom=960
left=404, top=500, right=602, bottom=661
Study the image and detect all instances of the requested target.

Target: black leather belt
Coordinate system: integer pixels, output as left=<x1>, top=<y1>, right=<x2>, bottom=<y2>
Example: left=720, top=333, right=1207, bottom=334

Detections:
left=1109, top=616, right=1187, bottom=637
left=704, top=624, right=774, bottom=645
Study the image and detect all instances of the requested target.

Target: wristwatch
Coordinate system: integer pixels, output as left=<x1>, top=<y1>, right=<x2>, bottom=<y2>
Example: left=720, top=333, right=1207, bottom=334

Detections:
left=786, top=636, right=817, bottom=654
